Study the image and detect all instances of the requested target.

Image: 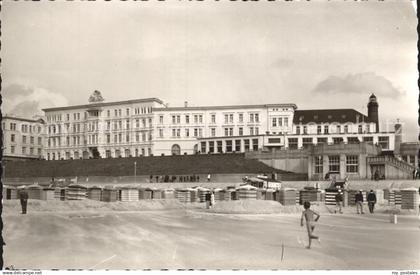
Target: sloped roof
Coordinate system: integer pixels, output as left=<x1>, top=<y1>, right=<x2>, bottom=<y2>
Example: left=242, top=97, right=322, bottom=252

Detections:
left=293, top=109, right=369, bottom=124
left=153, top=103, right=297, bottom=112
left=2, top=115, right=45, bottom=124
left=42, top=98, right=164, bottom=112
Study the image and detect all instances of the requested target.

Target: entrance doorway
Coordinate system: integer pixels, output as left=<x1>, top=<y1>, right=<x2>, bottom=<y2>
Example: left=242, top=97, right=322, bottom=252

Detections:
left=371, top=164, right=385, bottom=180
left=171, top=144, right=181, bottom=155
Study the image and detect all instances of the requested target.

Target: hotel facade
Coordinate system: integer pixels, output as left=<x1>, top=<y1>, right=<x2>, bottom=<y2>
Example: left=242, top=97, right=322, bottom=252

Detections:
left=42, top=96, right=165, bottom=160
left=33, top=92, right=398, bottom=160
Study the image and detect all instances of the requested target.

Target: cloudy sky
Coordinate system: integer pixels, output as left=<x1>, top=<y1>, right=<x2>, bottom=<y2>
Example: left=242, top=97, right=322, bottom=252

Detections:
left=1, top=0, right=418, bottom=141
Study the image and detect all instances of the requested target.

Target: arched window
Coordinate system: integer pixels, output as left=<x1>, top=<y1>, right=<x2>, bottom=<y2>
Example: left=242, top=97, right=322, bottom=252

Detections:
left=171, top=144, right=181, bottom=155
left=82, top=151, right=89, bottom=159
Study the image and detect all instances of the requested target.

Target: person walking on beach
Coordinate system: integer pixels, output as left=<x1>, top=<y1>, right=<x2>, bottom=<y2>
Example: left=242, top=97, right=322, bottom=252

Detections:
left=355, top=190, right=364, bottom=214
left=207, top=174, right=211, bottom=182
left=205, top=192, right=211, bottom=209
left=19, top=186, right=29, bottom=214
left=300, top=201, right=320, bottom=249
left=367, top=190, right=377, bottom=214
left=210, top=191, right=215, bottom=208
left=334, top=190, right=343, bottom=214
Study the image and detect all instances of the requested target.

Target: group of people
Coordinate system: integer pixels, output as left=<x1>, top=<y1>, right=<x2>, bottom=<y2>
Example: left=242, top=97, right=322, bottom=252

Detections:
left=355, top=190, right=377, bottom=214
left=334, top=189, right=377, bottom=214
left=149, top=174, right=211, bottom=183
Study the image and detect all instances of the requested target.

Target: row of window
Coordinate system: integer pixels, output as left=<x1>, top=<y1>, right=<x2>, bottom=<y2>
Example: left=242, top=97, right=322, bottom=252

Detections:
left=23, top=124, right=42, bottom=133
left=169, top=128, right=203, bottom=138
left=47, top=132, right=153, bottom=147
left=47, top=113, right=66, bottom=122
left=105, top=148, right=151, bottom=158
left=46, top=147, right=152, bottom=160
left=47, top=106, right=154, bottom=123
left=164, top=113, right=261, bottom=125
left=46, top=132, right=390, bottom=149
left=47, top=118, right=153, bottom=134
left=224, top=127, right=259, bottom=136
left=161, top=126, right=261, bottom=139
left=8, top=146, right=42, bottom=156
left=106, top=133, right=152, bottom=144
left=272, top=107, right=291, bottom=111
left=296, top=124, right=371, bottom=135
left=107, top=107, right=152, bottom=118
left=3, top=122, right=42, bottom=133
left=9, top=134, right=42, bottom=145
left=169, top=114, right=203, bottom=124
left=106, top=119, right=152, bottom=131
left=287, top=136, right=389, bottom=149
left=314, top=155, right=359, bottom=174
left=271, top=117, right=290, bottom=127
left=200, top=139, right=259, bottom=153
left=48, top=136, right=79, bottom=147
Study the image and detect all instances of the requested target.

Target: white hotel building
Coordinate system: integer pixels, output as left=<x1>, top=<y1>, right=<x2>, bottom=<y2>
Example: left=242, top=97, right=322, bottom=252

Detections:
left=40, top=93, right=397, bottom=160
left=42, top=97, right=165, bottom=160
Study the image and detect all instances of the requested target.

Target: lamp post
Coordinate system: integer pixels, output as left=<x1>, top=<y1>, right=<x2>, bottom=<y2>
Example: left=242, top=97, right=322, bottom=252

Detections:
left=2, top=146, right=6, bottom=181
left=134, top=161, right=137, bottom=184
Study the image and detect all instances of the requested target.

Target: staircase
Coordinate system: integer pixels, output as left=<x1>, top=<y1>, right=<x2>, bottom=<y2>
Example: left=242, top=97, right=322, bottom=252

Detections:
left=367, top=155, right=415, bottom=175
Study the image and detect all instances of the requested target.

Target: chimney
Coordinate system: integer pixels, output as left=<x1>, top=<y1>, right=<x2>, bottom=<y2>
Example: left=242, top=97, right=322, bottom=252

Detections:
left=184, top=101, right=188, bottom=108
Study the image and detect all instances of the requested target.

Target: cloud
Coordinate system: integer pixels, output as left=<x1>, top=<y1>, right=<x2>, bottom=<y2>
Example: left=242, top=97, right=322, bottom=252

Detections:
left=272, top=58, right=294, bottom=68
left=312, top=72, right=405, bottom=98
left=1, top=84, right=69, bottom=118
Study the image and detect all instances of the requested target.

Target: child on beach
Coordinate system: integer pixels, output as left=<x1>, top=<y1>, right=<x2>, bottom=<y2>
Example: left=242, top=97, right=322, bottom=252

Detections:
left=301, top=201, right=320, bottom=249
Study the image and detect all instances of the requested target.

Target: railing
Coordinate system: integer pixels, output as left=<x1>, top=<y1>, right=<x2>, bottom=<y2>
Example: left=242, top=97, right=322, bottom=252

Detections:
left=367, top=156, right=415, bottom=171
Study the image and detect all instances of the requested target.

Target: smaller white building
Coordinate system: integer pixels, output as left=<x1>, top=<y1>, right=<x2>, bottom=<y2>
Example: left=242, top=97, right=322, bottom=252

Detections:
left=152, top=103, right=297, bottom=155
left=2, top=116, right=46, bottom=160
left=285, top=107, right=395, bottom=151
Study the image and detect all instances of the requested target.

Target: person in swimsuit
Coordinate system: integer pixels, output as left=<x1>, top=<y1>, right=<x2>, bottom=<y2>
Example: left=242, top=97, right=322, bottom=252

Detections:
left=301, top=201, right=321, bottom=249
